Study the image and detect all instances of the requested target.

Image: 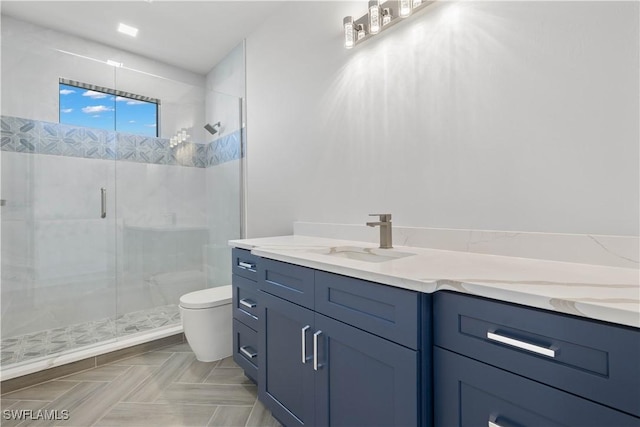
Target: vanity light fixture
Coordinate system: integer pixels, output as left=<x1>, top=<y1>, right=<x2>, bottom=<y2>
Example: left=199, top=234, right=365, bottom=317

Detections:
left=343, top=0, right=433, bottom=49
left=368, top=0, right=381, bottom=34
left=399, top=0, right=412, bottom=17
left=344, top=16, right=355, bottom=49
left=118, top=23, right=139, bottom=37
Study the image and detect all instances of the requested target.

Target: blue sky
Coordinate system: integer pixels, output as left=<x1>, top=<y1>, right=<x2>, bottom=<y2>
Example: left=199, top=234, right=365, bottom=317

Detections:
left=59, top=83, right=157, bottom=137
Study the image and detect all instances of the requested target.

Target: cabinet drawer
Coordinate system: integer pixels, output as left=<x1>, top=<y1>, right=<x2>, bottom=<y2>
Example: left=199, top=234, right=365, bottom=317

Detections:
left=315, top=271, right=420, bottom=349
left=258, top=258, right=315, bottom=309
left=434, top=292, right=640, bottom=417
left=434, top=347, right=639, bottom=426
left=233, top=319, right=258, bottom=382
left=233, top=275, right=260, bottom=330
left=232, top=248, right=259, bottom=281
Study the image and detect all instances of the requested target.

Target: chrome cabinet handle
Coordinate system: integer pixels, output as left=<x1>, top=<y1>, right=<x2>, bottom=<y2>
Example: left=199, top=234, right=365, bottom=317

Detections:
left=239, top=298, right=256, bottom=309
left=238, top=261, right=255, bottom=270
left=313, top=330, right=323, bottom=371
left=487, top=331, right=556, bottom=358
left=239, top=346, right=257, bottom=359
left=100, top=188, right=106, bottom=218
left=301, top=325, right=310, bottom=364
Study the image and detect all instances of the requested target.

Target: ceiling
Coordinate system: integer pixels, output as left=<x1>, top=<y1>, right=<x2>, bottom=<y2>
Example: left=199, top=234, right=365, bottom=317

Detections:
left=0, top=1, right=285, bottom=75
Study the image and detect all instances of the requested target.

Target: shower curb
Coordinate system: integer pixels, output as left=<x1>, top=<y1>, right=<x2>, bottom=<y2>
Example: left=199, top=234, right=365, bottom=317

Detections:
left=0, top=333, right=185, bottom=395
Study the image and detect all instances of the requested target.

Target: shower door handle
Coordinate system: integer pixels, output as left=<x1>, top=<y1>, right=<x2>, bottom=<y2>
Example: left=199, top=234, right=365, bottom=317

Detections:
left=100, top=188, right=107, bottom=218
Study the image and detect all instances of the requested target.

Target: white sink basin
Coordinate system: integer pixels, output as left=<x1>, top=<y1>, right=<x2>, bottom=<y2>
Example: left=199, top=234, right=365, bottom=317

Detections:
left=310, top=246, right=416, bottom=263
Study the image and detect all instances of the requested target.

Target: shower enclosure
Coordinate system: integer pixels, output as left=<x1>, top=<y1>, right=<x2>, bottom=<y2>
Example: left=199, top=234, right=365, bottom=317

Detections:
left=0, top=18, right=244, bottom=377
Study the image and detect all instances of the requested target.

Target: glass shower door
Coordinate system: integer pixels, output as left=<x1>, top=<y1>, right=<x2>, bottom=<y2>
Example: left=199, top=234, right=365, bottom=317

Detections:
left=0, top=37, right=118, bottom=368
left=0, top=124, right=118, bottom=367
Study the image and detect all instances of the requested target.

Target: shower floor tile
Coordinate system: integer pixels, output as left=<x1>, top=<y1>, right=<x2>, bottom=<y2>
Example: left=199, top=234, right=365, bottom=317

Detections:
left=1, top=304, right=181, bottom=368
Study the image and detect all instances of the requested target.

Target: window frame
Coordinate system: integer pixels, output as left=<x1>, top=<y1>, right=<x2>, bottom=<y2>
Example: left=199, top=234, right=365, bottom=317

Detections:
left=58, top=78, right=160, bottom=137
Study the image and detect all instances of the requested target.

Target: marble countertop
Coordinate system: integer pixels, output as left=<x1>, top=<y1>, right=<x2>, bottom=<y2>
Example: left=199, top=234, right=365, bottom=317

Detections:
left=229, top=235, right=640, bottom=328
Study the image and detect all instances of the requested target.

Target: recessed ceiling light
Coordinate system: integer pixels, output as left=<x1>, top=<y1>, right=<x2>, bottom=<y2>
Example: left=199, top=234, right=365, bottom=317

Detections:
left=118, top=23, right=138, bottom=37
left=106, top=60, right=123, bottom=68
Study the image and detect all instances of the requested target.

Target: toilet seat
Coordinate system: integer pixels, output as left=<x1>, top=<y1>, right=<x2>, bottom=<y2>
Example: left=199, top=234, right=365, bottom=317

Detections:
left=179, top=286, right=232, bottom=309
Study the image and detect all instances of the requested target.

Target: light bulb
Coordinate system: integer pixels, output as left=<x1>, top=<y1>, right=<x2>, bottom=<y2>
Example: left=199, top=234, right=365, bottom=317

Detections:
left=400, top=0, right=412, bottom=17
left=343, top=16, right=355, bottom=49
left=368, top=0, right=380, bottom=34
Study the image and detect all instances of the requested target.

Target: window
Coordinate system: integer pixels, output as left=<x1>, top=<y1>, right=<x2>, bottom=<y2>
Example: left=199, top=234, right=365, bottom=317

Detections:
left=59, top=79, right=159, bottom=137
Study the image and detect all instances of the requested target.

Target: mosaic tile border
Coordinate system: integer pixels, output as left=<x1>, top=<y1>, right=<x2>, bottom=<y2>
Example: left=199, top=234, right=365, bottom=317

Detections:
left=1, top=116, right=242, bottom=168
left=0, top=304, right=181, bottom=367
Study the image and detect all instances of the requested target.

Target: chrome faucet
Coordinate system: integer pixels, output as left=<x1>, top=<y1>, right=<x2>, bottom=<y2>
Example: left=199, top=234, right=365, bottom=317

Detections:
left=366, top=214, right=393, bottom=249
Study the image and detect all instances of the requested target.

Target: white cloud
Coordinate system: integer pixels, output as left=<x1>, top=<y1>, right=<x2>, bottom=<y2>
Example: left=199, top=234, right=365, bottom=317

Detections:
left=82, top=90, right=108, bottom=99
left=92, top=115, right=101, bottom=118
left=128, top=120, right=136, bottom=123
left=82, top=105, right=113, bottom=114
left=145, top=124, right=157, bottom=128
left=61, top=108, right=73, bottom=113
left=60, top=89, right=75, bottom=95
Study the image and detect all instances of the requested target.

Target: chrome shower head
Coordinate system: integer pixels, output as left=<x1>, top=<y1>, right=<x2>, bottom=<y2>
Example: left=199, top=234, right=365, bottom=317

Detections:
left=204, top=122, right=221, bottom=135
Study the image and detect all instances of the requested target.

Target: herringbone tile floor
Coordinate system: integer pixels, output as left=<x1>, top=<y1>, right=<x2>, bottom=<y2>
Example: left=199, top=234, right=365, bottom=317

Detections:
left=1, top=342, right=281, bottom=427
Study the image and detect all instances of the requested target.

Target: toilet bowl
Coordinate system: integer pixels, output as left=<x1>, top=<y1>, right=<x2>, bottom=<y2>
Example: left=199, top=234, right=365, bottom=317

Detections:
left=179, top=285, right=232, bottom=362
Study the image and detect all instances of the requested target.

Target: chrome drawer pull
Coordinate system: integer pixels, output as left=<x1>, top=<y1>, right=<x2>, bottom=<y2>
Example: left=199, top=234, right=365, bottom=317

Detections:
left=239, top=346, right=257, bottom=359
left=238, top=261, right=255, bottom=270
left=239, top=298, right=257, bottom=309
left=301, top=325, right=310, bottom=364
left=313, top=330, right=323, bottom=371
left=487, top=331, right=556, bottom=358
left=488, top=421, right=502, bottom=427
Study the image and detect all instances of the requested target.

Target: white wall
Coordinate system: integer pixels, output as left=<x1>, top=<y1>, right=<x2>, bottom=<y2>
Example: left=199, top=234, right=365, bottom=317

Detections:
left=1, top=16, right=207, bottom=142
left=245, top=1, right=639, bottom=237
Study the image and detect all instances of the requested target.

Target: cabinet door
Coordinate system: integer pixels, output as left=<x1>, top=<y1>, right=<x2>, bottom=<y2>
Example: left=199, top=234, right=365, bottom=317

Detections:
left=259, top=291, right=315, bottom=427
left=434, top=347, right=640, bottom=427
left=315, top=313, right=419, bottom=427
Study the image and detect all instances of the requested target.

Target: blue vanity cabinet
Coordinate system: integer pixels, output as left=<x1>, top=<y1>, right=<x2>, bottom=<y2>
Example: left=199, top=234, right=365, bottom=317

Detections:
left=434, top=347, right=640, bottom=426
left=231, top=248, right=261, bottom=383
left=433, top=291, right=640, bottom=425
left=257, top=257, right=425, bottom=427
left=314, top=313, right=419, bottom=427
left=258, top=257, right=315, bottom=309
left=259, top=290, right=316, bottom=427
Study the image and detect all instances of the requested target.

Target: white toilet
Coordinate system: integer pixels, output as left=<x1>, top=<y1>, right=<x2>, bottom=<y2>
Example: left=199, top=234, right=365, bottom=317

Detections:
left=179, top=285, right=232, bottom=362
